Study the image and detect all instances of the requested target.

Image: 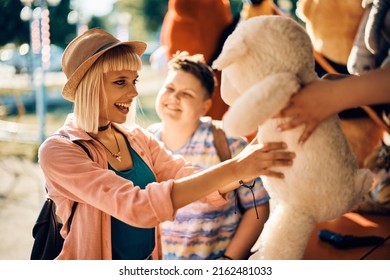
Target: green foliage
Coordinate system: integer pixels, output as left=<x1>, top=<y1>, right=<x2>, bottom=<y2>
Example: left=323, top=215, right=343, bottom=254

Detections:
left=47, top=0, right=76, bottom=48
left=0, top=0, right=29, bottom=46
left=114, top=0, right=163, bottom=41
left=88, top=16, right=106, bottom=30
left=142, top=0, right=168, bottom=34
left=2, top=0, right=275, bottom=48
left=0, top=0, right=76, bottom=48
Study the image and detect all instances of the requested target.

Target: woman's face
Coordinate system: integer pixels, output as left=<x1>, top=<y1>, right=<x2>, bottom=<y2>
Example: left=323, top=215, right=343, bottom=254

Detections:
left=99, top=70, right=139, bottom=125
left=155, top=69, right=211, bottom=125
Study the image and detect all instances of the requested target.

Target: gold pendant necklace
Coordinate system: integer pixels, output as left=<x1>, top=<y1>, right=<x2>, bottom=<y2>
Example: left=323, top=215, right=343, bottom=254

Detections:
left=95, top=127, right=122, bottom=162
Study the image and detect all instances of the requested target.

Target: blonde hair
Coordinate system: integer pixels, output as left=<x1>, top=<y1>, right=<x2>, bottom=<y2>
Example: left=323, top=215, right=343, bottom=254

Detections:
left=73, top=46, right=142, bottom=134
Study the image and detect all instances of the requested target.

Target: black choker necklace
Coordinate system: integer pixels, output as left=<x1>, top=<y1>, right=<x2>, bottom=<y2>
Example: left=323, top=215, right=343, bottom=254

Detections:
left=98, top=122, right=111, bottom=132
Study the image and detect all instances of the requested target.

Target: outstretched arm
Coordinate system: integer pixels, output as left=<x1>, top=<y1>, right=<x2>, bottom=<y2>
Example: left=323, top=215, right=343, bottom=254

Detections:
left=172, top=142, right=295, bottom=210
left=278, top=67, right=390, bottom=144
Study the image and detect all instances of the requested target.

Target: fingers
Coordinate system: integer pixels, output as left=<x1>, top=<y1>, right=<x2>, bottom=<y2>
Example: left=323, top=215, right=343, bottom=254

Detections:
left=276, top=116, right=304, bottom=132
left=260, top=170, right=285, bottom=179
left=237, top=142, right=296, bottom=181
left=276, top=117, right=319, bottom=145
left=278, top=103, right=293, bottom=118
left=257, top=146, right=295, bottom=169
left=255, top=142, right=296, bottom=160
left=260, top=153, right=295, bottom=170
left=297, top=123, right=316, bottom=145
left=257, top=154, right=295, bottom=179
left=260, top=142, right=287, bottom=152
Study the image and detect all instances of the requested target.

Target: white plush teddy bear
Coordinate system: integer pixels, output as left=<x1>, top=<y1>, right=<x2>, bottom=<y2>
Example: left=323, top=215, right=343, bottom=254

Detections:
left=213, top=15, right=373, bottom=260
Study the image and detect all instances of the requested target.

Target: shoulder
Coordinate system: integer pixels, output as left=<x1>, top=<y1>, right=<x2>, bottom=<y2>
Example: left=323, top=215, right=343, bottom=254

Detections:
left=38, top=133, right=95, bottom=170
left=39, top=131, right=82, bottom=155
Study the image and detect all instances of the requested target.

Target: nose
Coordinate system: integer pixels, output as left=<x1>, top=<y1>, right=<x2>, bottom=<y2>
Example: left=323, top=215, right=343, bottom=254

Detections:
left=166, top=91, right=180, bottom=103
left=127, top=84, right=139, bottom=98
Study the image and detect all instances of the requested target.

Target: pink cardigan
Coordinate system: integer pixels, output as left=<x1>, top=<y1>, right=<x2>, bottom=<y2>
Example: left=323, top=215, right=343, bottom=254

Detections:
left=38, top=115, right=226, bottom=259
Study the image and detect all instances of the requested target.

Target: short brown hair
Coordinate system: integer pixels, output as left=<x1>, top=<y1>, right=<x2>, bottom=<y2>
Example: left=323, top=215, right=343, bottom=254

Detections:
left=168, top=51, right=216, bottom=99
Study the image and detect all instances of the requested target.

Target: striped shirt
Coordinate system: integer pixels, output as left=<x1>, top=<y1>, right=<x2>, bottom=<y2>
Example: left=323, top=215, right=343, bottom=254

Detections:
left=149, top=117, right=269, bottom=260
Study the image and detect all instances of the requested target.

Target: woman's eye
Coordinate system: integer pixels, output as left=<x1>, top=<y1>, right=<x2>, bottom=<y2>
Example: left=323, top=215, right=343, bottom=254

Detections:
left=115, top=80, right=126, bottom=86
left=133, top=78, right=139, bottom=85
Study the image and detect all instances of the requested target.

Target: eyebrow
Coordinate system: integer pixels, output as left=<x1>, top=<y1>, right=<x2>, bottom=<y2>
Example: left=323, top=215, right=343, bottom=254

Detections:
left=114, top=74, right=138, bottom=80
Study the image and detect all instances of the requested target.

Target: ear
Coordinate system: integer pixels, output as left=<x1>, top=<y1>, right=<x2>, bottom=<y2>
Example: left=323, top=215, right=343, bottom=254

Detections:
left=212, top=32, right=247, bottom=70
left=201, top=98, right=212, bottom=116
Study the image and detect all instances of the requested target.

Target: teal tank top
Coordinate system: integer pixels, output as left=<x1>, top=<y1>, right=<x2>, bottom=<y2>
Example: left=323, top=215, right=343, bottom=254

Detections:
left=109, top=137, right=156, bottom=260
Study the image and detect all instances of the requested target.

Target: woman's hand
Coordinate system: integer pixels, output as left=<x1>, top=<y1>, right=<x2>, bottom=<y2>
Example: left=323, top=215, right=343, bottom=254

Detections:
left=173, top=141, right=294, bottom=209
left=219, top=142, right=295, bottom=194
left=236, top=141, right=295, bottom=178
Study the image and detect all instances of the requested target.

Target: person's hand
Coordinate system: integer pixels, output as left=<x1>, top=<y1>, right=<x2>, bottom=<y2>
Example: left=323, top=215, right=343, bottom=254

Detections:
left=277, top=79, right=342, bottom=144
left=219, top=141, right=295, bottom=194
left=238, top=141, right=295, bottom=178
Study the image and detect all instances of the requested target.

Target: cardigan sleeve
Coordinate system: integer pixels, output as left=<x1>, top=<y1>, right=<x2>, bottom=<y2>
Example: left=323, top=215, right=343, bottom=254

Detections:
left=38, top=136, right=176, bottom=228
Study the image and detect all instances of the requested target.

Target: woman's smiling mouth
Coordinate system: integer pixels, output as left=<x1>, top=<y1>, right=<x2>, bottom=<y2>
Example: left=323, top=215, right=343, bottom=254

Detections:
left=115, top=102, right=131, bottom=113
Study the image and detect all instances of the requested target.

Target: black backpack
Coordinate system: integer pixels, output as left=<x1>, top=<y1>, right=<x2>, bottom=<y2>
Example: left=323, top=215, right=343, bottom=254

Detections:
left=30, top=198, right=78, bottom=260
left=30, top=138, right=91, bottom=260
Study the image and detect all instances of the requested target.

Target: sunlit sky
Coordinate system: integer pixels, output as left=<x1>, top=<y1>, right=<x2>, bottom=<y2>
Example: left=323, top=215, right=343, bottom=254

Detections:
left=78, top=0, right=116, bottom=18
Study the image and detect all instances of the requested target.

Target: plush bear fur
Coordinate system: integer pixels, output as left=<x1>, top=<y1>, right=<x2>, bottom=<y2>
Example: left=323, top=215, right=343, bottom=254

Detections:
left=212, top=15, right=373, bottom=260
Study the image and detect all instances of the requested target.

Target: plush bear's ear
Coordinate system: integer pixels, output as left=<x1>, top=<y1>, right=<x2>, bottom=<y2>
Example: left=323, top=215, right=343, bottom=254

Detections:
left=212, top=32, right=248, bottom=70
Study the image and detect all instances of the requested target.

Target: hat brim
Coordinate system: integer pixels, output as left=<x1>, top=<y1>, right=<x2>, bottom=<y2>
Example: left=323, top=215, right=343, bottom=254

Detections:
left=62, top=41, right=147, bottom=102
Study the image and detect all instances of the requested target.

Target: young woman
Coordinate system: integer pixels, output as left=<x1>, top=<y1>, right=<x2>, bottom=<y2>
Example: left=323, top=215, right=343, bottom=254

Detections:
left=38, top=28, right=295, bottom=259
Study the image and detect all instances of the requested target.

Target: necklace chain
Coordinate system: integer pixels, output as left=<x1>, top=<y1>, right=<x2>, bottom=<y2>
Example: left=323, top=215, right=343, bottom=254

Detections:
left=94, top=127, right=122, bottom=162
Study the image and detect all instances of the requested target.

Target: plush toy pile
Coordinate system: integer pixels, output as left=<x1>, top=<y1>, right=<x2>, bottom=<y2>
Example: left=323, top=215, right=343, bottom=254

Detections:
left=213, top=15, right=373, bottom=260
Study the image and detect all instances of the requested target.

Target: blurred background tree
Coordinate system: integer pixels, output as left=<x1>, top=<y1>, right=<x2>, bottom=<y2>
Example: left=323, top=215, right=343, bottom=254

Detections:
left=0, top=0, right=170, bottom=48
left=0, top=0, right=298, bottom=49
left=0, top=0, right=76, bottom=48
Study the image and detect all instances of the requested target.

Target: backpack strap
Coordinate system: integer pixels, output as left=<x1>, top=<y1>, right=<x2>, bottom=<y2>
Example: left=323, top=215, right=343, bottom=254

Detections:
left=67, top=140, right=91, bottom=231
left=210, top=120, right=232, bottom=162
left=48, top=134, right=93, bottom=231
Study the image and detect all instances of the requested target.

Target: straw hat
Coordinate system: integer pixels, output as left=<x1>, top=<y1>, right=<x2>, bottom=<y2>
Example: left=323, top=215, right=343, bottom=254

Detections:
left=61, top=28, right=147, bottom=102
